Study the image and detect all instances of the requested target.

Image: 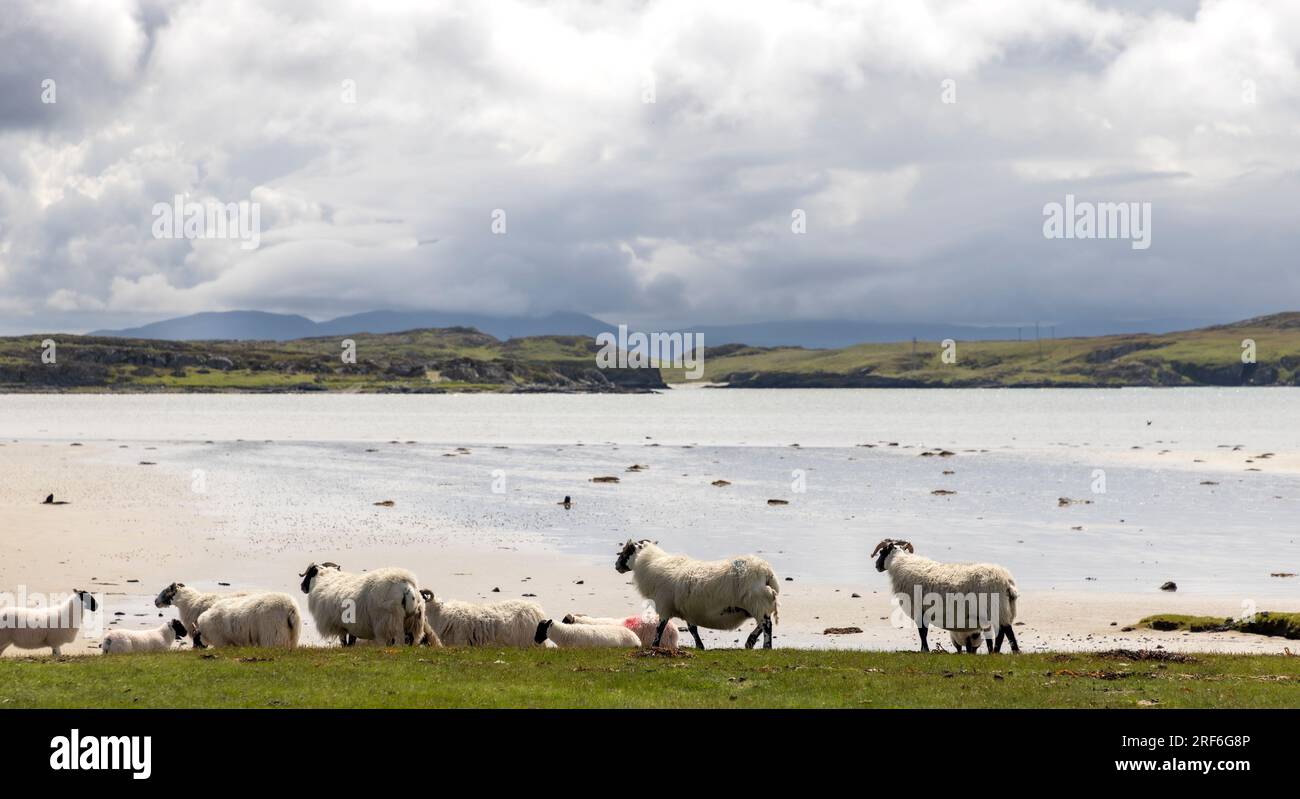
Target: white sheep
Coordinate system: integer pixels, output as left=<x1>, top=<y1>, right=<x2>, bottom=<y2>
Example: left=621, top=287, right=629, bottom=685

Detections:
left=193, top=592, right=301, bottom=649
left=614, top=539, right=780, bottom=649
left=562, top=612, right=679, bottom=649
left=299, top=562, right=422, bottom=646
left=154, top=582, right=251, bottom=635
left=871, top=538, right=1020, bottom=653
left=0, top=589, right=99, bottom=656
left=424, top=594, right=544, bottom=647
left=102, top=619, right=188, bottom=654
left=534, top=618, right=641, bottom=648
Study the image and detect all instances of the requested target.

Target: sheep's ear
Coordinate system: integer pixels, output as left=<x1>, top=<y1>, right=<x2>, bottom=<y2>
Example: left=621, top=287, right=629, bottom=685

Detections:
left=562, top=614, right=575, bottom=624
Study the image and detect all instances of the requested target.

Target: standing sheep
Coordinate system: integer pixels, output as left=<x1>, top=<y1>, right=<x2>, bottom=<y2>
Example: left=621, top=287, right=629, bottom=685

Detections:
left=299, top=562, right=423, bottom=646
left=424, top=594, right=544, bottom=647
left=871, top=539, right=1020, bottom=653
left=154, top=582, right=251, bottom=635
left=534, top=619, right=641, bottom=648
left=0, top=589, right=99, bottom=656
left=614, top=539, right=780, bottom=650
left=192, top=592, right=301, bottom=649
left=561, top=612, right=679, bottom=649
left=102, top=620, right=188, bottom=654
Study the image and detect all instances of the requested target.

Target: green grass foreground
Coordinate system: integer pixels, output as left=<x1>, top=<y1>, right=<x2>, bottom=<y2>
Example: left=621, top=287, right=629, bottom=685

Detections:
left=2, top=647, right=1298, bottom=709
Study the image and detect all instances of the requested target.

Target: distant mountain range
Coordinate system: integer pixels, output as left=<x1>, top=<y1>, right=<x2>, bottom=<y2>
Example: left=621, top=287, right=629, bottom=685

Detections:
left=90, top=310, right=1217, bottom=349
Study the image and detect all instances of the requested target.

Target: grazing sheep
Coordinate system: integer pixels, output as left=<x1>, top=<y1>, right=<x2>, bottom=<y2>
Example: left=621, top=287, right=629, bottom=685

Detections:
left=424, top=595, right=544, bottom=647
left=0, top=589, right=98, bottom=656
left=871, top=538, right=1020, bottom=653
left=192, top=592, right=301, bottom=649
left=561, top=612, right=679, bottom=649
left=534, top=619, right=640, bottom=648
left=102, top=619, right=188, bottom=654
left=614, top=539, right=780, bottom=650
left=299, top=562, right=422, bottom=646
left=154, top=582, right=251, bottom=635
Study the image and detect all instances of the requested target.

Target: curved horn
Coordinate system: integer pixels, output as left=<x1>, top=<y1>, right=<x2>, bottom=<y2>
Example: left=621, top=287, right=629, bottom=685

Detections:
left=897, top=540, right=914, bottom=553
left=870, top=539, right=894, bottom=558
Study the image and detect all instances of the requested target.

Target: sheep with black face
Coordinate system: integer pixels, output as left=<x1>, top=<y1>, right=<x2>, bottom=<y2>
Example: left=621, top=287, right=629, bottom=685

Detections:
left=615, top=539, right=780, bottom=650
left=872, top=538, right=1020, bottom=653
left=0, top=589, right=98, bottom=656
left=154, top=582, right=251, bottom=636
left=299, top=562, right=423, bottom=647
left=102, top=619, right=189, bottom=654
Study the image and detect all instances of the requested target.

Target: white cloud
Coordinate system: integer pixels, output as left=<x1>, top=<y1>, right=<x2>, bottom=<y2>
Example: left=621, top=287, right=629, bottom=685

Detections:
left=0, top=0, right=1298, bottom=333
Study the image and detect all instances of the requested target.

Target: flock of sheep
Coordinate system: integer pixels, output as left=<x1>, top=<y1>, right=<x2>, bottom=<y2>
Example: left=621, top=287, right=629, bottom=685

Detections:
left=0, top=538, right=1022, bottom=656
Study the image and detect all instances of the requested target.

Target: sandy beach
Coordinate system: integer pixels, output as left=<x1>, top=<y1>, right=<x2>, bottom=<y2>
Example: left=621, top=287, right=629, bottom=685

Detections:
left=3, top=435, right=1295, bottom=657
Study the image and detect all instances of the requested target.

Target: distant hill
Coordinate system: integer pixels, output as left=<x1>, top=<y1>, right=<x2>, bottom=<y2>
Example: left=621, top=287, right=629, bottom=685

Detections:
left=89, top=309, right=1217, bottom=348
left=657, top=312, right=1300, bottom=388
left=0, top=327, right=662, bottom=393
left=92, top=310, right=613, bottom=342
left=7, top=312, right=1300, bottom=392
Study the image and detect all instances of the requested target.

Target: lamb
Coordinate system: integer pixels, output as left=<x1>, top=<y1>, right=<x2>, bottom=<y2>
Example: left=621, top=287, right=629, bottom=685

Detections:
left=949, top=628, right=985, bottom=654
left=0, top=589, right=99, bottom=656
left=534, top=618, right=641, bottom=648
left=299, top=562, right=423, bottom=646
left=192, top=592, right=301, bottom=649
left=423, top=594, right=544, bottom=647
left=102, top=619, right=188, bottom=654
left=561, top=612, right=679, bottom=649
left=154, top=582, right=251, bottom=635
left=614, top=539, right=780, bottom=649
left=871, top=538, right=1020, bottom=653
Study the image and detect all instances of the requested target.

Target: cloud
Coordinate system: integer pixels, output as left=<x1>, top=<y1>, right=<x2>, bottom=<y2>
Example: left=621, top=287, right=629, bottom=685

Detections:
left=0, top=0, right=1298, bottom=334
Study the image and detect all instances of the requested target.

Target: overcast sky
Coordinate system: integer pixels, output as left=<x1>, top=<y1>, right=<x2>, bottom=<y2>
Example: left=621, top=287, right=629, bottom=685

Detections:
left=1, top=0, right=1297, bottom=334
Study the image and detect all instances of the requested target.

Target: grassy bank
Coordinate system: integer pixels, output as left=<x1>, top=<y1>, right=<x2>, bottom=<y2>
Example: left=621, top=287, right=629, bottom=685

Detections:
left=2, top=647, right=1298, bottom=709
left=1139, top=612, right=1300, bottom=639
left=662, top=312, right=1300, bottom=387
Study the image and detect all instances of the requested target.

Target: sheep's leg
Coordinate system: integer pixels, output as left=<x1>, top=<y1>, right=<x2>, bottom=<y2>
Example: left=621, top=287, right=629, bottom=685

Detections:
left=763, top=615, right=773, bottom=649
left=917, top=624, right=929, bottom=652
left=744, top=619, right=763, bottom=649
left=1000, top=624, right=1020, bottom=653
left=652, top=618, right=670, bottom=647
left=688, top=624, right=705, bottom=650
left=965, top=642, right=977, bottom=654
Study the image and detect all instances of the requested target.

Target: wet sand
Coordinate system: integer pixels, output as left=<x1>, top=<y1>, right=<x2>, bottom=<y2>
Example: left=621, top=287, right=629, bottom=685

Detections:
left=2, top=441, right=1295, bottom=656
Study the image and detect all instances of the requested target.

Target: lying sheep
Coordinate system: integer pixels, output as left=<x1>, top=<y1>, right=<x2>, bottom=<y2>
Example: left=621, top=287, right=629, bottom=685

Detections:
left=0, top=589, right=99, bottom=656
left=154, top=582, right=251, bottom=635
left=424, top=595, right=544, bottom=647
left=615, top=539, right=780, bottom=649
left=193, top=592, right=301, bottom=649
left=534, top=618, right=641, bottom=648
left=562, top=612, right=679, bottom=649
left=300, top=562, right=422, bottom=646
left=102, top=619, right=188, bottom=654
left=871, top=538, right=1020, bottom=653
